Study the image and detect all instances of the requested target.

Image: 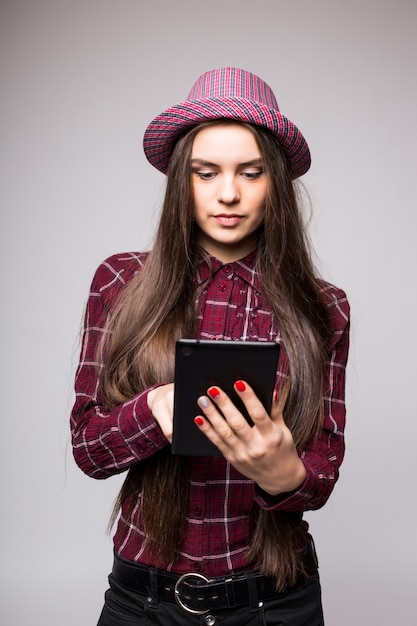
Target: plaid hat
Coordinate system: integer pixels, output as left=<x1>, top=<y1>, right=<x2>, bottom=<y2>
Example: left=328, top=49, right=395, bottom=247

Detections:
left=143, top=67, right=311, bottom=179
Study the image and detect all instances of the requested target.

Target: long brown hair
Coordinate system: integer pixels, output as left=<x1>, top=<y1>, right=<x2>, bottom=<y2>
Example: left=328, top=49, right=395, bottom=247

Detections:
left=101, top=120, right=329, bottom=589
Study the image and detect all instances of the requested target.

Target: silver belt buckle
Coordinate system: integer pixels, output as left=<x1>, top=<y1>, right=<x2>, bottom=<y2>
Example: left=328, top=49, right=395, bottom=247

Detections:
left=174, top=572, right=211, bottom=615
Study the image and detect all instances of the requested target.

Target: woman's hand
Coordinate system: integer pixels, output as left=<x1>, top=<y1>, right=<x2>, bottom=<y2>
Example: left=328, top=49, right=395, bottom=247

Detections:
left=147, top=383, right=175, bottom=443
left=195, top=380, right=306, bottom=496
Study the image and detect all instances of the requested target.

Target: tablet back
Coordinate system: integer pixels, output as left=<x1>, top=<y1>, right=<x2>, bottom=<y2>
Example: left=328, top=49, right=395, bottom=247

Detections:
left=172, top=339, right=280, bottom=456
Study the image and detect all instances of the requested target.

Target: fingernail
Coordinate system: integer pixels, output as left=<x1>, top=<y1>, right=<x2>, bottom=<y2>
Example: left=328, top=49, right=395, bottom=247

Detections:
left=194, top=416, right=204, bottom=427
left=198, top=396, right=210, bottom=409
left=208, top=386, right=220, bottom=399
left=235, top=380, right=246, bottom=392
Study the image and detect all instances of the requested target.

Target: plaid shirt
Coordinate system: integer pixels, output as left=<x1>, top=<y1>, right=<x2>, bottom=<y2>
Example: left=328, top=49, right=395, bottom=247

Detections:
left=71, top=250, right=350, bottom=577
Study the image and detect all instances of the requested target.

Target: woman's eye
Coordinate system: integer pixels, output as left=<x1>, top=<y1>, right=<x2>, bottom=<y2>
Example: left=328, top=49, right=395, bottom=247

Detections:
left=242, top=170, right=263, bottom=180
left=193, top=170, right=216, bottom=180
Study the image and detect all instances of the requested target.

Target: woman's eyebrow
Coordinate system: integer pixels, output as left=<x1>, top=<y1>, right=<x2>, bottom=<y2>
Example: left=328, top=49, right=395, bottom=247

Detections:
left=191, top=158, right=264, bottom=167
left=190, top=158, right=218, bottom=167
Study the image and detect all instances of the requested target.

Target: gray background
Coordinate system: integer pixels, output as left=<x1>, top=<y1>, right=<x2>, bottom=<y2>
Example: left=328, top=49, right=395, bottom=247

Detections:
left=2, top=0, right=416, bottom=624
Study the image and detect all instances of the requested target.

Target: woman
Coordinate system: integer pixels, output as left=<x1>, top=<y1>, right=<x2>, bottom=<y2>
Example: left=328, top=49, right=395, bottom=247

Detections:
left=71, top=67, right=350, bottom=625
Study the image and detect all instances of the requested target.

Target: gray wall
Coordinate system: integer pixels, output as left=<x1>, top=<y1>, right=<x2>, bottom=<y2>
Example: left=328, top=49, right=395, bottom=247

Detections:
left=2, top=1, right=416, bottom=624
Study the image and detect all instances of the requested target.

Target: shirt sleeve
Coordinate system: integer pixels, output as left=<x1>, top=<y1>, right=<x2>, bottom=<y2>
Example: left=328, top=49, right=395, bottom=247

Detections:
left=254, top=285, right=350, bottom=512
left=70, top=256, right=169, bottom=480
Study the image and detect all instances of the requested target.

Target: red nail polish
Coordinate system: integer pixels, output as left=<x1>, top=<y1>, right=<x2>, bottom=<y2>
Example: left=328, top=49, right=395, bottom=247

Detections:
left=235, top=380, right=246, bottom=392
left=194, top=416, right=204, bottom=426
left=208, top=386, right=220, bottom=399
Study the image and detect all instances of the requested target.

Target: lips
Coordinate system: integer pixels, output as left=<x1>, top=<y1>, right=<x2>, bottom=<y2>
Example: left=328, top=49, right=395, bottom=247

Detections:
left=214, top=214, right=243, bottom=227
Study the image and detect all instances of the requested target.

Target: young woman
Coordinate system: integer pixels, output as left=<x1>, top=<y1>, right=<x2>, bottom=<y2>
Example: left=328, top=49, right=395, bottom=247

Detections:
left=71, top=68, right=350, bottom=625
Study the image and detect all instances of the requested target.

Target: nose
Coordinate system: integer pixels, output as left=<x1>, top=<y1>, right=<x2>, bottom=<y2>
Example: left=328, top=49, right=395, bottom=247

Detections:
left=217, top=175, right=240, bottom=204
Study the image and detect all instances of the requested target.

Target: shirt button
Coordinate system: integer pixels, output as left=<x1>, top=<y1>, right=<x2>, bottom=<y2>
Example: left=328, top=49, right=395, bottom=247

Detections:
left=219, top=283, right=227, bottom=292
left=194, top=562, right=202, bottom=572
left=194, top=507, right=202, bottom=517
left=223, top=265, right=231, bottom=273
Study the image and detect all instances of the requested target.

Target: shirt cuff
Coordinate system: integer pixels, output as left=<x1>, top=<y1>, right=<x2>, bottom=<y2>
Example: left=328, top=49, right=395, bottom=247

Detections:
left=253, top=461, right=317, bottom=512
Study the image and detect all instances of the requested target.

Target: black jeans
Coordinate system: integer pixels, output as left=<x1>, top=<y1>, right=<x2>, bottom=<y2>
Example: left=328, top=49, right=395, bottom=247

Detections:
left=96, top=570, right=324, bottom=626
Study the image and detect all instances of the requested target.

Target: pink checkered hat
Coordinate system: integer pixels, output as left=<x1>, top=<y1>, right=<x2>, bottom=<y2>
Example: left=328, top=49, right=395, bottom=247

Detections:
left=143, top=67, right=311, bottom=179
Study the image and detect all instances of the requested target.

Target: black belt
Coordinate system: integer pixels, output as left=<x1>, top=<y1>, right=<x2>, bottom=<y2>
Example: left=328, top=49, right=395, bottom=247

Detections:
left=112, top=536, right=318, bottom=615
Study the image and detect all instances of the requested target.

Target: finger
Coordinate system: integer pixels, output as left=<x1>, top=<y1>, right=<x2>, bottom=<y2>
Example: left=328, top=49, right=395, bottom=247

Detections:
left=148, top=384, right=174, bottom=442
left=270, top=378, right=291, bottom=424
left=232, top=380, right=274, bottom=431
left=277, top=378, right=291, bottom=412
left=154, top=408, right=173, bottom=442
left=206, top=385, right=252, bottom=436
left=194, top=398, right=237, bottom=451
left=197, top=392, right=241, bottom=440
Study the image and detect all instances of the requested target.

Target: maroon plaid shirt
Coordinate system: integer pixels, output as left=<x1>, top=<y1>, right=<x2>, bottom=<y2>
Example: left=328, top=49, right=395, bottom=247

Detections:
left=71, top=250, right=350, bottom=577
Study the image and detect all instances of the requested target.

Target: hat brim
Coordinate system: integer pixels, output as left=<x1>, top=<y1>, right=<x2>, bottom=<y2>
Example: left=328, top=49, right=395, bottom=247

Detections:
left=143, top=97, right=311, bottom=179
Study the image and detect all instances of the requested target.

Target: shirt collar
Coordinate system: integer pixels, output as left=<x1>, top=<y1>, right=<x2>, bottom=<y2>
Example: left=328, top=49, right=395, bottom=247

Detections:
left=196, top=248, right=261, bottom=291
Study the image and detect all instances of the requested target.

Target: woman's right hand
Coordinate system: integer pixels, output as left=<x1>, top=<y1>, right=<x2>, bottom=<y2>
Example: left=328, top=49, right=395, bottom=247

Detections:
left=147, top=383, right=175, bottom=443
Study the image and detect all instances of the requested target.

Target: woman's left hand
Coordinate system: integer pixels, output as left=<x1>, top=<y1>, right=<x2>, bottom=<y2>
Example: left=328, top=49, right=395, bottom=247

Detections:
left=195, top=380, right=306, bottom=496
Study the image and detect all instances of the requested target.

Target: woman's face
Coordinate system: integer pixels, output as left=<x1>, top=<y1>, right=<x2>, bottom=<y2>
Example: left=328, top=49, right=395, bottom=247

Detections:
left=191, top=122, right=268, bottom=263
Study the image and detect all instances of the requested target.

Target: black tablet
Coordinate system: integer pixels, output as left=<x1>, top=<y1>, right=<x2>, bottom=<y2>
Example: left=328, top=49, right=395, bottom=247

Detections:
left=172, top=339, right=280, bottom=456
